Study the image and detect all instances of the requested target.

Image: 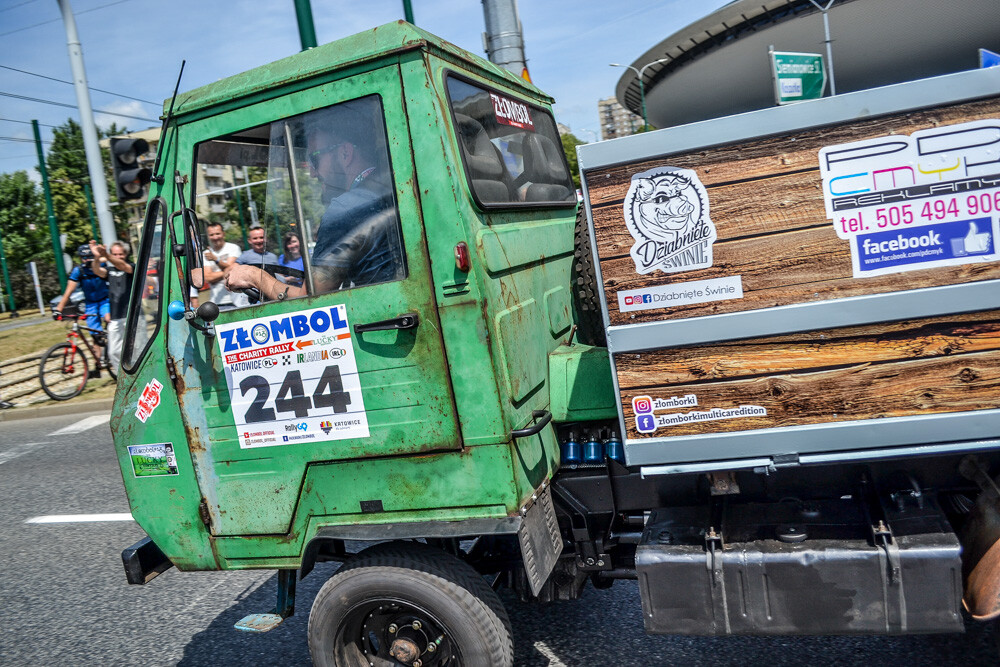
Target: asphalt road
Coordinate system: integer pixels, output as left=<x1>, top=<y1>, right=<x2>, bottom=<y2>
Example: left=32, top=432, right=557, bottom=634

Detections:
left=1, top=410, right=998, bottom=666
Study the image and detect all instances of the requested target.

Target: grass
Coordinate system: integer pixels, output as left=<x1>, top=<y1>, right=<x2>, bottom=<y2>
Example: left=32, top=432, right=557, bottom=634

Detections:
left=0, top=315, right=69, bottom=361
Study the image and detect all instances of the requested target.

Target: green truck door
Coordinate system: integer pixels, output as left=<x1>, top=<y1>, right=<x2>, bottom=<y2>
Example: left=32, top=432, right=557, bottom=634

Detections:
left=168, top=68, right=461, bottom=536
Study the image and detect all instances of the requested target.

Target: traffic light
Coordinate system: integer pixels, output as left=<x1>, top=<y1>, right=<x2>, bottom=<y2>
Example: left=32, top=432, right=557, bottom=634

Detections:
left=109, top=137, right=152, bottom=200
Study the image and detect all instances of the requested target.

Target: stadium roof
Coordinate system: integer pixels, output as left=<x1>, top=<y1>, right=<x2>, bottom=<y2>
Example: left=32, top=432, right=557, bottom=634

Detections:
left=616, top=0, right=1000, bottom=128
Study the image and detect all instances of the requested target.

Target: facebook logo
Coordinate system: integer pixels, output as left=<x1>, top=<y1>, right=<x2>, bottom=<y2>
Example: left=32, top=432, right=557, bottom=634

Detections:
left=636, top=414, right=656, bottom=433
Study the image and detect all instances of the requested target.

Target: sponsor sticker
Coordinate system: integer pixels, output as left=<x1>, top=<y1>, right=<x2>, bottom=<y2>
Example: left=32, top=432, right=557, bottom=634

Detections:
left=623, top=167, right=718, bottom=275
left=618, top=276, right=743, bottom=312
left=215, top=305, right=370, bottom=448
left=135, top=378, right=163, bottom=423
left=631, top=392, right=766, bottom=434
left=819, top=118, right=1000, bottom=277
left=127, top=443, right=178, bottom=477
left=490, top=92, right=535, bottom=130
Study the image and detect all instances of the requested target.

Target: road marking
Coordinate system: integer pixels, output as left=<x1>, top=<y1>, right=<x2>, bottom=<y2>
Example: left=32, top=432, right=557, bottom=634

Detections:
left=533, top=641, right=568, bottom=667
left=25, top=513, right=134, bottom=524
left=0, top=442, right=44, bottom=466
left=49, top=413, right=111, bottom=436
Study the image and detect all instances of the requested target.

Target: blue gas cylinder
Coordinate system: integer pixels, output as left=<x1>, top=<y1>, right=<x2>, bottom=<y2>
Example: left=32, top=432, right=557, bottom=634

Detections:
left=604, top=434, right=624, bottom=463
left=561, top=433, right=582, bottom=465
left=583, top=433, right=603, bottom=464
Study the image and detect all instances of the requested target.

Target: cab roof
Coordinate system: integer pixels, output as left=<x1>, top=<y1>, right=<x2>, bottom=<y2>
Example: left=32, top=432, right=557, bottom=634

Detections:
left=166, top=20, right=550, bottom=118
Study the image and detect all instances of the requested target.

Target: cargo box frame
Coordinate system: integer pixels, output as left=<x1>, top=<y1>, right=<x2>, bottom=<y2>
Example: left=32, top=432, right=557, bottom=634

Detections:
left=578, top=67, right=1000, bottom=473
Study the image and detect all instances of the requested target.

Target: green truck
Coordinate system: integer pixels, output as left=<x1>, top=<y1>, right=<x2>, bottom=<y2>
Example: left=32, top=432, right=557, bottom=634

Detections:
left=112, top=21, right=1000, bottom=665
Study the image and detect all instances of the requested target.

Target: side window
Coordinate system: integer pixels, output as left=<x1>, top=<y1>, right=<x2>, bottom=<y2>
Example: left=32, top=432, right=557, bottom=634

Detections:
left=122, top=197, right=164, bottom=372
left=192, top=95, right=406, bottom=308
left=446, top=75, right=576, bottom=208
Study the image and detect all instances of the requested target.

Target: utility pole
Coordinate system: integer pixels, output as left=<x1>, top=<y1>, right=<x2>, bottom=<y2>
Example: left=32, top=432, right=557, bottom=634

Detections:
left=482, top=0, right=530, bottom=82
left=610, top=58, right=670, bottom=131
left=808, top=0, right=837, bottom=95
left=56, top=0, right=116, bottom=245
left=33, top=120, right=67, bottom=291
left=0, top=228, right=17, bottom=316
left=293, top=0, right=318, bottom=51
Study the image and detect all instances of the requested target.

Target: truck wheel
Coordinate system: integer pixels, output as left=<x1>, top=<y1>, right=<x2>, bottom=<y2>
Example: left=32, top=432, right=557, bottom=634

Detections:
left=308, top=542, right=513, bottom=667
left=572, top=206, right=606, bottom=346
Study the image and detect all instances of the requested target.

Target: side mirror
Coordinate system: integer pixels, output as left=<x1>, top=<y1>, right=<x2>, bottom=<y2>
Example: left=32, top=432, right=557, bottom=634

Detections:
left=183, top=208, right=204, bottom=291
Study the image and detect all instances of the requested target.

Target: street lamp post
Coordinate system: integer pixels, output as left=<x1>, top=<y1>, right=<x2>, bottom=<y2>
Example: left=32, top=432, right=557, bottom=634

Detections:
left=610, top=58, right=670, bottom=130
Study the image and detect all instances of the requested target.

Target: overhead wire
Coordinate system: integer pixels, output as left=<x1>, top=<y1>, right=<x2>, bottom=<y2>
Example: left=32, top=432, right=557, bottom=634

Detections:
left=0, top=0, right=133, bottom=38
left=0, top=65, right=159, bottom=105
left=0, top=91, right=158, bottom=123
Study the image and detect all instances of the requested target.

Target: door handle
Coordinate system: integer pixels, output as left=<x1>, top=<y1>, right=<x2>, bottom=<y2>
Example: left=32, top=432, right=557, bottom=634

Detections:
left=354, top=312, right=420, bottom=333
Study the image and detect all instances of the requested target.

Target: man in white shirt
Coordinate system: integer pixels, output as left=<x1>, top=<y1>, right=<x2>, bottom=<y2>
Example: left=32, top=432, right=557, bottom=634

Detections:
left=202, top=222, right=243, bottom=310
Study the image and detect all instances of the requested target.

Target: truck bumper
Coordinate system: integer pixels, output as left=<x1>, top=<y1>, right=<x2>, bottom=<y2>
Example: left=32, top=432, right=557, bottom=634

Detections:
left=122, top=535, right=174, bottom=584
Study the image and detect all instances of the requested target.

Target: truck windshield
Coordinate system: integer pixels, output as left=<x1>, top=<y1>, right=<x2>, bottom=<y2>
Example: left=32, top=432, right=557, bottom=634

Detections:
left=446, top=75, right=575, bottom=208
left=191, top=94, right=405, bottom=308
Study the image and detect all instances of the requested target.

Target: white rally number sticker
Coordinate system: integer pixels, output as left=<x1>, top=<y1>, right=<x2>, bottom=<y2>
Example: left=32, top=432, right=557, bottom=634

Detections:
left=215, top=304, right=369, bottom=448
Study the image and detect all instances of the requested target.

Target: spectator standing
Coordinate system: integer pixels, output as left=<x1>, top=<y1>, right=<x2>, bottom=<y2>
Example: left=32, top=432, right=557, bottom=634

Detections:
left=236, top=226, right=279, bottom=268
left=54, top=243, right=110, bottom=331
left=278, top=231, right=304, bottom=287
left=202, top=222, right=242, bottom=310
left=91, top=240, right=134, bottom=370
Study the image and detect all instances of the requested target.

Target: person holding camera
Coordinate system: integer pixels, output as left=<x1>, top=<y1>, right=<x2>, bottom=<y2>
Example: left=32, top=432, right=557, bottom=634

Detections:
left=53, top=242, right=110, bottom=331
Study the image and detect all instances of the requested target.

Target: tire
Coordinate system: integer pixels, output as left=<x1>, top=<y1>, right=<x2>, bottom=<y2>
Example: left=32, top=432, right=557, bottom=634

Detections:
left=308, top=542, right=513, bottom=667
left=38, top=343, right=88, bottom=401
left=572, top=206, right=606, bottom=347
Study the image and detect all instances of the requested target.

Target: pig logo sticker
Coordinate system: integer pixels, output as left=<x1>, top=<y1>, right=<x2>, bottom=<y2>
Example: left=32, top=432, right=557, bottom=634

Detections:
left=623, top=167, right=717, bottom=275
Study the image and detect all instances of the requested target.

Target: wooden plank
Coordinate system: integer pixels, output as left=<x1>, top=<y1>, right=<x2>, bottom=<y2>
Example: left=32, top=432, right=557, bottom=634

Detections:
left=586, top=95, right=1000, bottom=326
left=584, top=97, right=1000, bottom=203
left=591, top=170, right=827, bottom=257
left=601, top=230, right=1000, bottom=326
left=620, top=348, right=1000, bottom=439
left=616, top=313, right=1000, bottom=386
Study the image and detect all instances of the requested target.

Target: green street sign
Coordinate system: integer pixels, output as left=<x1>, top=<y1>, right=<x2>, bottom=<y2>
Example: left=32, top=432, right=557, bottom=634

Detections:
left=770, top=50, right=826, bottom=105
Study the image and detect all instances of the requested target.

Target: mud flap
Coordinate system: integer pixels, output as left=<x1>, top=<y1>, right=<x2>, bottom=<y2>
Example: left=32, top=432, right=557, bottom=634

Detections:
left=517, top=484, right=564, bottom=596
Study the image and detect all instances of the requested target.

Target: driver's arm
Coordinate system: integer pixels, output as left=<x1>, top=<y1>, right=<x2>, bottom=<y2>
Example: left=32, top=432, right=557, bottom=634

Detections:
left=226, top=265, right=307, bottom=300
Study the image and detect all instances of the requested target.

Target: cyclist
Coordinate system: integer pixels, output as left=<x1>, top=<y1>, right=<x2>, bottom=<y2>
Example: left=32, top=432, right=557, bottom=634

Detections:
left=53, top=243, right=110, bottom=331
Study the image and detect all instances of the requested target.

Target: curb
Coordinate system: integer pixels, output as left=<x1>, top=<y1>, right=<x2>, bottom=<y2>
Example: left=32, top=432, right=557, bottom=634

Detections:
left=0, top=397, right=115, bottom=422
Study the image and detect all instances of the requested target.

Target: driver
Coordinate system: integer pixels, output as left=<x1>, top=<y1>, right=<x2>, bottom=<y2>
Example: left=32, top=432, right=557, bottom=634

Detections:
left=226, top=102, right=401, bottom=302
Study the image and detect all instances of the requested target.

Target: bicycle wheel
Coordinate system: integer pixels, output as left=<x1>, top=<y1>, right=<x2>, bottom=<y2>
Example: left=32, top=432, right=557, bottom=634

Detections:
left=38, top=342, right=89, bottom=401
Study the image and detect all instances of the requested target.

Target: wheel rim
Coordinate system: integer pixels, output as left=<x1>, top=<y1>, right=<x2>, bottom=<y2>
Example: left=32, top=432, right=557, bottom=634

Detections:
left=39, top=345, right=87, bottom=399
left=335, top=597, right=462, bottom=666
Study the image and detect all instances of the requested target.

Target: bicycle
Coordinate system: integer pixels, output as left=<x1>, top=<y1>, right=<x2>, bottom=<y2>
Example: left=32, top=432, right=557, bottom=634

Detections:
left=38, top=310, right=117, bottom=401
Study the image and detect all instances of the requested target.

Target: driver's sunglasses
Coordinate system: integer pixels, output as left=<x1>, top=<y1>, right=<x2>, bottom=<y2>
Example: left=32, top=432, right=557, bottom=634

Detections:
left=308, top=143, right=344, bottom=169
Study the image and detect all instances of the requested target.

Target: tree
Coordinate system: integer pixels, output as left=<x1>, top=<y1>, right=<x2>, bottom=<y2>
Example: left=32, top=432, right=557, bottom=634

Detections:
left=0, top=171, right=60, bottom=306
left=560, top=133, right=583, bottom=190
left=45, top=118, right=133, bottom=243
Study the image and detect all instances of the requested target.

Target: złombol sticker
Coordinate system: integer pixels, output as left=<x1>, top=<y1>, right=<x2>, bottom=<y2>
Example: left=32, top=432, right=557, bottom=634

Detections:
left=623, top=167, right=717, bottom=275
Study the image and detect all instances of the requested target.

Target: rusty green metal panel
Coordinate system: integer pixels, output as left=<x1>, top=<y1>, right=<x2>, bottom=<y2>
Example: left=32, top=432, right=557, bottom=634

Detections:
left=166, top=64, right=463, bottom=538
left=549, top=344, right=618, bottom=422
left=210, top=443, right=518, bottom=564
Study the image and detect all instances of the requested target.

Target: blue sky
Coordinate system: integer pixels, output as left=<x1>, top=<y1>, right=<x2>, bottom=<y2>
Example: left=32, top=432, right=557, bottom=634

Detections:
left=0, top=0, right=730, bottom=179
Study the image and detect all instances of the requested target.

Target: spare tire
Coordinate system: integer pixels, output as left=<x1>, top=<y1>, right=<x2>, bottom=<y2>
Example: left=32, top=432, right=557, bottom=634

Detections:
left=571, top=206, right=606, bottom=347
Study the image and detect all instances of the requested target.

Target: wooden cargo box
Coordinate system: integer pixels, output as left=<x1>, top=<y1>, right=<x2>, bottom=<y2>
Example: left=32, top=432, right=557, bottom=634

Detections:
left=578, top=68, right=1000, bottom=469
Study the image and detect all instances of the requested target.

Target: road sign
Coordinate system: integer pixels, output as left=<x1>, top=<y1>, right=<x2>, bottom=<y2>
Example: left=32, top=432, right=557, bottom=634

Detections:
left=770, top=50, right=826, bottom=105
left=981, top=48, right=1000, bottom=69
